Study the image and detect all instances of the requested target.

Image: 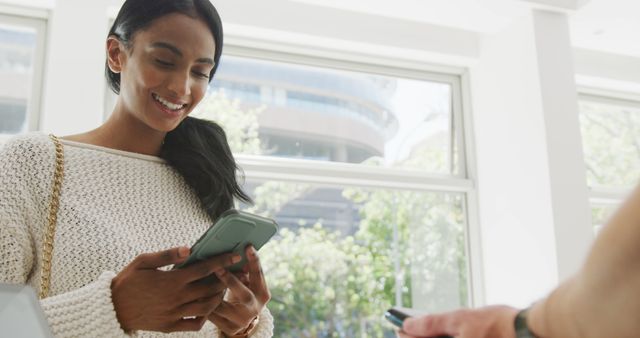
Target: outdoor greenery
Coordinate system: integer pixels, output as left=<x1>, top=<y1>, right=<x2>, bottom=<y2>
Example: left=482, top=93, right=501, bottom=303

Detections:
left=194, top=90, right=640, bottom=337
left=193, top=87, right=640, bottom=337
left=579, top=100, right=640, bottom=229
left=195, top=92, right=469, bottom=337
left=579, top=100, right=640, bottom=188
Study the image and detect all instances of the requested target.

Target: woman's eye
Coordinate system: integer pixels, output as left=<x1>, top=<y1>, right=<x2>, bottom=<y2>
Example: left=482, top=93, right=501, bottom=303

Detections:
left=193, top=71, right=209, bottom=79
left=155, top=59, right=173, bottom=67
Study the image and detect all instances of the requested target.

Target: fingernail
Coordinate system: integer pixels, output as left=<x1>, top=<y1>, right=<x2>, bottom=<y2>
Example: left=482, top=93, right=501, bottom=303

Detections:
left=249, top=246, right=257, bottom=256
left=214, top=269, right=226, bottom=277
left=178, top=247, right=190, bottom=258
left=231, top=255, right=242, bottom=263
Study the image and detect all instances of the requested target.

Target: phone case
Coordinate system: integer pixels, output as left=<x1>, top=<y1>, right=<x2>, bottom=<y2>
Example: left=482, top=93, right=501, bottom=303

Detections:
left=174, top=209, right=279, bottom=271
left=384, top=308, right=411, bottom=328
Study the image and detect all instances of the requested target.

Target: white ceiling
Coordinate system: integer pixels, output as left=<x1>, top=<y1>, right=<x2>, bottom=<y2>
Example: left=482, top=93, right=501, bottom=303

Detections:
left=289, top=0, right=640, bottom=58
left=289, top=0, right=529, bottom=34
left=99, top=0, right=640, bottom=58
left=571, top=0, right=640, bottom=57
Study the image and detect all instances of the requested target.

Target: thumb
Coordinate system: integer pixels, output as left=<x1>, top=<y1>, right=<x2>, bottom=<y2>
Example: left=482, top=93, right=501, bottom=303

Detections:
left=134, top=246, right=190, bottom=269
left=403, top=314, right=452, bottom=337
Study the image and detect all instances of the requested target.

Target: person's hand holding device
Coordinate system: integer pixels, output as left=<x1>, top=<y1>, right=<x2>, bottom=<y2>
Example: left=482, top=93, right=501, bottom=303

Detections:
left=385, top=307, right=453, bottom=338
left=176, top=210, right=278, bottom=337
left=111, top=210, right=278, bottom=334
left=389, top=305, right=521, bottom=338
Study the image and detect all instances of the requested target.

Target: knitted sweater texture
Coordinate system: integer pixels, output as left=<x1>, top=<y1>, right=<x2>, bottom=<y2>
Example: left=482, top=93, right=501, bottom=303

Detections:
left=0, top=133, right=273, bottom=338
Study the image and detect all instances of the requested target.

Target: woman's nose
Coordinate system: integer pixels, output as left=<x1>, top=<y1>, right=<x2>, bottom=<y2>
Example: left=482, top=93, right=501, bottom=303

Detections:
left=167, top=71, right=191, bottom=97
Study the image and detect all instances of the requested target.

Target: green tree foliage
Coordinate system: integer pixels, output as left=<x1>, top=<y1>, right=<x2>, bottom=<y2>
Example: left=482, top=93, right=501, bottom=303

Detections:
left=343, top=188, right=468, bottom=312
left=579, top=101, right=640, bottom=188
left=192, top=91, right=264, bottom=155
left=244, top=182, right=312, bottom=217
left=579, top=100, right=640, bottom=228
left=259, top=225, right=392, bottom=338
left=198, top=91, right=468, bottom=337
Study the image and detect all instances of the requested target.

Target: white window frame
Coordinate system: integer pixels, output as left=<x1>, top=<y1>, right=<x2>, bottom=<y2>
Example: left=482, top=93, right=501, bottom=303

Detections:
left=225, top=41, right=484, bottom=308
left=0, top=5, right=48, bottom=141
left=578, top=87, right=640, bottom=207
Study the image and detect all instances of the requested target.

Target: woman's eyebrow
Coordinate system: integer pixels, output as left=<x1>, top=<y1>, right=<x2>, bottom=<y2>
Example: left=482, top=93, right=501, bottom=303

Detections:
left=151, top=41, right=214, bottom=65
left=151, top=41, right=183, bottom=56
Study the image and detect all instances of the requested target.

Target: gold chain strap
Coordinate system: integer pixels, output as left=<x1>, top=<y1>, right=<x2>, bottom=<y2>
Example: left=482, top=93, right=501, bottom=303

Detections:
left=39, top=134, right=65, bottom=299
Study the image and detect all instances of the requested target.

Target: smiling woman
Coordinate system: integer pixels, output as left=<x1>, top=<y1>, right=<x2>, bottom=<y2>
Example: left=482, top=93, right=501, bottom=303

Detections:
left=0, top=0, right=273, bottom=337
left=106, top=13, right=214, bottom=133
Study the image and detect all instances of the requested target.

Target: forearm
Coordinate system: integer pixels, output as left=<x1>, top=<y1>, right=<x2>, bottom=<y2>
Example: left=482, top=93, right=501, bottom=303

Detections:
left=528, top=186, right=640, bottom=338
left=41, top=271, right=130, bottom=337
left=527, top=275, right=586, bottom=338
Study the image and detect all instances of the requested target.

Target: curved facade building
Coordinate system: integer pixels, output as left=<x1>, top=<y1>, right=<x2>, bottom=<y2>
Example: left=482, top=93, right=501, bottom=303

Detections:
left=212, top=55, right=399, bottom=163
left=211, top=55, right=402, bottom=234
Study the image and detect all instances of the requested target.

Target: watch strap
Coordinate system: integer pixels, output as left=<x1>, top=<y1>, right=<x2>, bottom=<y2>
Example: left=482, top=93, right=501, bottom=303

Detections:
left=514, top=308, right=539, bottom=338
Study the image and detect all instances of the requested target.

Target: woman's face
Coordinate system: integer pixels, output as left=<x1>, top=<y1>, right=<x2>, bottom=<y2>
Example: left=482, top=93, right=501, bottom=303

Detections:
left=108, top=13, right=216, bottom=132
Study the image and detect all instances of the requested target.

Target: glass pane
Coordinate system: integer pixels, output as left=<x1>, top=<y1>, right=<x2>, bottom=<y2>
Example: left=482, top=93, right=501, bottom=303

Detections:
left=193, top=55, right=457, bottom=175
left=591, top=203, right=619, bottom=235
left=238, top=180, right=469, bottom=338
left=579, top=99, right=640, bottom=188
left=0, top=23, right=37, bottom=135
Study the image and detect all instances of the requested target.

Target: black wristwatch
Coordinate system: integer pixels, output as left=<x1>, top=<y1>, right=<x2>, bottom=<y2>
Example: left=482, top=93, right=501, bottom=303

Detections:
left=514, top=308, right=539, bottom=338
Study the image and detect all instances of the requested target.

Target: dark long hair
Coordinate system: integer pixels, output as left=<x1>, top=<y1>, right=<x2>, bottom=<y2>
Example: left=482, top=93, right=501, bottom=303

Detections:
left=106, top=0, right=252, bottom=220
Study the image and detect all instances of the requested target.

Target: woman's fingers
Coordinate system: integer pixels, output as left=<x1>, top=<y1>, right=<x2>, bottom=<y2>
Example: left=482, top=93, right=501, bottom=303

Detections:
left=133, top=246, right=191, bottom=269
left=212, top=269, right=258, bottom=325
left=215, top=268, right=252, bottom=303
left=181, top=279, right=227, bottom=304
left=175, top=294, right=224, bottom=318
left=177, top=253, right=241, bottom=283
left=166, top=317, right=207, bottom=333
left=204, top=247, right=270, bottom=336
left=209, top=311, right=237, bottom=334
left=245, top=245, right=270, bottom=304
left=233, top=271, right=250, bottom=287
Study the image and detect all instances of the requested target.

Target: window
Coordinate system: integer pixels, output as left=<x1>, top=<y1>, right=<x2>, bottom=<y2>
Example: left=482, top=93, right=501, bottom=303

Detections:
left=579, top=92, right=640, bottom=232
left=200, top=54, right=462, bottom=176
left=239, top=180, right=468, bottom=337
left=590, top=203, right=618, bottom=235
left=191, top=48, right=476, bottom=337
left=0, top=14, right=46, bottom=138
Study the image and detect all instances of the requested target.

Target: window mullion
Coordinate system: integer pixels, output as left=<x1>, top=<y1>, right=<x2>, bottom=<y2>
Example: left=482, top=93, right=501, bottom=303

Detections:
left=237, top=155, right=473, bottom=193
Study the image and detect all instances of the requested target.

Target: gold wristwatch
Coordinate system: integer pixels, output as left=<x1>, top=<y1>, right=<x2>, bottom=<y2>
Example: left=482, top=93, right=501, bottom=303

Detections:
left=222, top=316, right=259, bottom=338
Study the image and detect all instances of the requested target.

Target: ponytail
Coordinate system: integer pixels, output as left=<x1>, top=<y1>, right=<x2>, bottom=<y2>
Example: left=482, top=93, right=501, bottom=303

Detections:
left=160, top=116, right=252, bottom=221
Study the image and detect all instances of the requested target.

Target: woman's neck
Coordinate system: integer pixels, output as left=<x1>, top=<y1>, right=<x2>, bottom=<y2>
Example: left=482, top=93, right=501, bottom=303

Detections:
left=63, top=110, right=166, bottom=157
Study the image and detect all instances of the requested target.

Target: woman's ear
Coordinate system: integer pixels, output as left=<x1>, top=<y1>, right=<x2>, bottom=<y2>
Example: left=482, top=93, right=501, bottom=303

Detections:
left=106, top=36, right=125, bottom=73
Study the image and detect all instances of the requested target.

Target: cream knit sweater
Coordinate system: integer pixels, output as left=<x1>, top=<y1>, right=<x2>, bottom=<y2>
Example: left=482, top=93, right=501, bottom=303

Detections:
left=0, top=133, right=274, bottom=338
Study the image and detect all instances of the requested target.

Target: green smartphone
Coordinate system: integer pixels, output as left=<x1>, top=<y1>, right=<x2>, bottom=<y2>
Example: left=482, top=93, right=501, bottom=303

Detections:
left=173, top=209, right=278, bottom=271
left=384, top=307, right=452, bottom=338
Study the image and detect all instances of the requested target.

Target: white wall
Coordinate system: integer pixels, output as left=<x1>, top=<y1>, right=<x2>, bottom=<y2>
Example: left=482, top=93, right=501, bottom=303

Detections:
left=470, top=9, right=593, bottom=306
left=471, top=12, right=558, bottom=305
left=38, top=0, right=110, bottom=135
left=574, top=48, right=640, bottom=93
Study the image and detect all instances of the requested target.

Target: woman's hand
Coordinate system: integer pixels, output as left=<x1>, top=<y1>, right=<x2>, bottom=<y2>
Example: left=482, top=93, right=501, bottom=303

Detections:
left=111, top=246, right=241, bottom=333
left=208, top=245, right=271, bottom=336
left=398, top=305, right=519, bottom=338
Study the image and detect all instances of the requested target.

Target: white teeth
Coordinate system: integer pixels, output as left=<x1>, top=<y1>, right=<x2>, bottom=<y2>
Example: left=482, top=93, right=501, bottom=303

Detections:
left=153, top=93, right=185, bottom=110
